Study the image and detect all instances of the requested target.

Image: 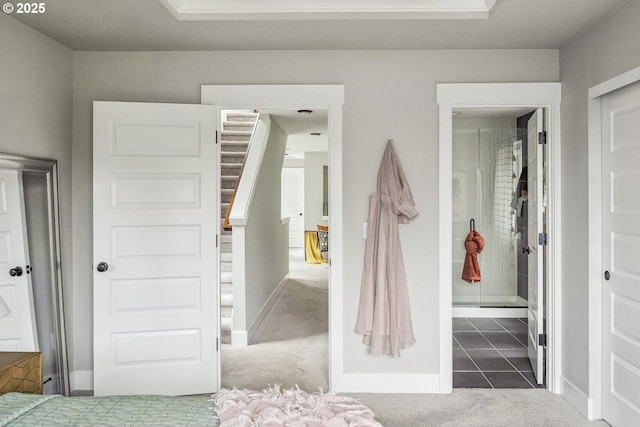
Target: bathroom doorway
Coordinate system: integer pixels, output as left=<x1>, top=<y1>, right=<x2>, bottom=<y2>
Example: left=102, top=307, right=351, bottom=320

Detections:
left=451, top=107, right=547, bottom=389
left=437, top=82, right=562, bottom=393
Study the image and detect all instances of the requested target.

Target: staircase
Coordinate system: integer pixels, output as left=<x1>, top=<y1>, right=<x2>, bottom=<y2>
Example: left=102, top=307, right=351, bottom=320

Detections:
left=220, top=111, right=259, bottom=344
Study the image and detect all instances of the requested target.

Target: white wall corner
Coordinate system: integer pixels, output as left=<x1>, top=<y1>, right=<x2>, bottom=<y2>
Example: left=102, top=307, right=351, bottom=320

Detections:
left=560, top=376, right=595, bottom=420
left=70, top=370, right=94, bottom=392
left=231, top=331, right=248, bottom=347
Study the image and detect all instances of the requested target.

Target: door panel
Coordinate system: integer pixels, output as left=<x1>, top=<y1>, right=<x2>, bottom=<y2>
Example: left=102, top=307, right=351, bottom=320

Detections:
left=93, top=101, right=218, bottom=396
left=602, top=80, right=640, bottom=425
left=527, top=109, right=545, bottom=384
left=0, top=171, right=37, bottom=351
left=281, top=168, right=304, bottom=248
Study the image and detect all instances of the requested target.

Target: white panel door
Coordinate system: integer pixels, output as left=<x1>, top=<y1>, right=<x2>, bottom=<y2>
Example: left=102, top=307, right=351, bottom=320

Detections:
left=527, top=109, right=545, bottom=384
left=281, top=168, right=304, bottom=248
left=93, top=101, right=218, bottom=396
left=602, top=80, right=640, bottom=425
left=0, top=170, right=37, bottom=351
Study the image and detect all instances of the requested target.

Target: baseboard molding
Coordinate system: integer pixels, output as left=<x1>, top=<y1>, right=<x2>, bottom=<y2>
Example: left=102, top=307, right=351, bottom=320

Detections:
left=246, top=274, right=289, bottom=345
left=452, top=307, right=528, bottom=318
left=338, top=373, right=441, bottom=393
left=70, top=369, right=94, bottom=391
left=560, top=375, right=594, bottom=420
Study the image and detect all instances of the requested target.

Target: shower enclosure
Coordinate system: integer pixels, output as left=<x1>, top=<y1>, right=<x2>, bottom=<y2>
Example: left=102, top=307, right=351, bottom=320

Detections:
left=452, top=113, right=532, bottom=310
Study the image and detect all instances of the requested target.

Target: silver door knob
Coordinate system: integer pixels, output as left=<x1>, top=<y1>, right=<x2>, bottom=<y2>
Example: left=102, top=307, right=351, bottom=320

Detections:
left=97, top=262, right=109, bottom=272
left=9, top=266, right=23, bottom=277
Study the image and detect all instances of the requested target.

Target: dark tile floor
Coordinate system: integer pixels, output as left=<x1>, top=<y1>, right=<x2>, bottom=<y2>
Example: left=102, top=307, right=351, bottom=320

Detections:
left=453, top=317, right=544, bottom=389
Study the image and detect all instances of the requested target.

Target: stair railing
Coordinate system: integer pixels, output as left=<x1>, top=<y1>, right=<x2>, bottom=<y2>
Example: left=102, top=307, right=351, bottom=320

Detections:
left=223, top=114, right=260, bottom=231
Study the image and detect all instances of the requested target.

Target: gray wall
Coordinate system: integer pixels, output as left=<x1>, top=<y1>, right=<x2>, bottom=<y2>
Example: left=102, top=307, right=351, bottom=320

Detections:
left=0, top=14, right=73, bottom=372
left=72, top=49, right=558, bottom=379
left=243, top=120, right=290, bottom=330
left=559, top=0, right=640, bottom=401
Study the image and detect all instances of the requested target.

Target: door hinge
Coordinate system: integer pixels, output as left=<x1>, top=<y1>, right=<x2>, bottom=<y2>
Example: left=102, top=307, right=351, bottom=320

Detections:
left=538, top=333, right=547, bottom=347
left=216, top=235, right=218, bottom=248
left=216, top=338, right=219, bottom=351
left=216, top=130, right=219, bottom=144
left=538, top=131, right=547, bottom=145
left=538, top=232, right=547, bottom=246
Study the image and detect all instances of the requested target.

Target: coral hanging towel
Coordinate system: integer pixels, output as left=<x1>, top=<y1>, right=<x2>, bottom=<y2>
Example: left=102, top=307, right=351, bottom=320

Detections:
left=462, top=231, right=485, bottom=283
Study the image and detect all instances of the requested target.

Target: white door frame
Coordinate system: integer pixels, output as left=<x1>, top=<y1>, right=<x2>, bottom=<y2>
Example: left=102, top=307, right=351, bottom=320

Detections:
left=200, top=85, right=344, bottom=390
left=587, top=65, right=640, bottom=421
left=437, top=83, right=562, bottom=393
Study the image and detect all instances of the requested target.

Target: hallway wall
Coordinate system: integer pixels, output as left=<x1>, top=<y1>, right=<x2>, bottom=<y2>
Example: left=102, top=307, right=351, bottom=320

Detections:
left=71, top=49, right=558, bottom=388
left=559, top=0, right=640, bottom=414
left=0, top=13, right=74, bottom=370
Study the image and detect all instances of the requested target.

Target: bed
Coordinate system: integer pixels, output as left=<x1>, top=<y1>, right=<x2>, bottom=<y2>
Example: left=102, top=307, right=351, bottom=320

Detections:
left=0, top=392, right=219, bottom=427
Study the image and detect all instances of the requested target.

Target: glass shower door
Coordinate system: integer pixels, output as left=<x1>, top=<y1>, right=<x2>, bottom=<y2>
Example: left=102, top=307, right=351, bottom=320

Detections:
left=452, top=115, right=527, bottom=308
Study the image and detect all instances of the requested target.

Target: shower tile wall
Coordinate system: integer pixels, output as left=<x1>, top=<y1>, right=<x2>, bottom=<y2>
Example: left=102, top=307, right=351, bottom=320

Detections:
left=452, top=116, right=520, bottom=306
left=494, top=140, right=515, bottom=247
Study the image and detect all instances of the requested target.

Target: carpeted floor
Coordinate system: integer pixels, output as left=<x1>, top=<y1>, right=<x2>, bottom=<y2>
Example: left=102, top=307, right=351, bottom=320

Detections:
left=349, top=390, right=610, bottom=427
left=220, top=248, right=329, bottom=391
left=220, top=249, right=611, bottom=426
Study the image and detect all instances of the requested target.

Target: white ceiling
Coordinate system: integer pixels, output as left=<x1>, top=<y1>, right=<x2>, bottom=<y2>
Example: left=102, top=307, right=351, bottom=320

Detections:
left=265, top=109, right=328, bottom=159
left=9, top=0, right=627, bottom=51
left=8, top=0, right=627, bottom=156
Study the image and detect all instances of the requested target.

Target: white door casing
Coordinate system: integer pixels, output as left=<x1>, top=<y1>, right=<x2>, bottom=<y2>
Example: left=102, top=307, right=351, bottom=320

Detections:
left=438, top=82, right=562, bottom=393
left=282, top=168, right=304, bottom=248
left=93, top=101, right=219, bottom=396
left=600, top=80, right=640, bottom=425
left=200, top=85, right=347, bottom=391
left=0, top=170, right=38, bottom=351
left=527, top=109, right=545, bottom=385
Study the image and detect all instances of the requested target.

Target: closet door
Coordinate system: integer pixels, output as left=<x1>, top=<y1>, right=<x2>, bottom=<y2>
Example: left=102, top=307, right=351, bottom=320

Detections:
left=600, top=80, right=640, bottom=426
left=0, top=170, right=37, bottom=351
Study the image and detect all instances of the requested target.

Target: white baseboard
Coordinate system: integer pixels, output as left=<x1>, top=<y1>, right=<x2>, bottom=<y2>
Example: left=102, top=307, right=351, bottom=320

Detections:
left=246, top=274, right=289, bottom=345
left=70, top=369, right=94, bottom=391
left=337, top=373, right=441, bottom=393
left=560, top=375, right=594, bottom=420
left=452, top=307, right=528, bottom=318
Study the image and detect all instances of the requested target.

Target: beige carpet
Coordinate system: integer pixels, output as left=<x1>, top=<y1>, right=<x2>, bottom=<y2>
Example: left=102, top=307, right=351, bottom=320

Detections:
left=220, top=249, right=329, bottom=391
left=349, top=390, right=610, bottom=427
left=220, top=250, right=609, bottom=426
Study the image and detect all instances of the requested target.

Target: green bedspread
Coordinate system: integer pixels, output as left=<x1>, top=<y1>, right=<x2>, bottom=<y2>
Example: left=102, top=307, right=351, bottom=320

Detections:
left=0, top=392, right=219, bottom=427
